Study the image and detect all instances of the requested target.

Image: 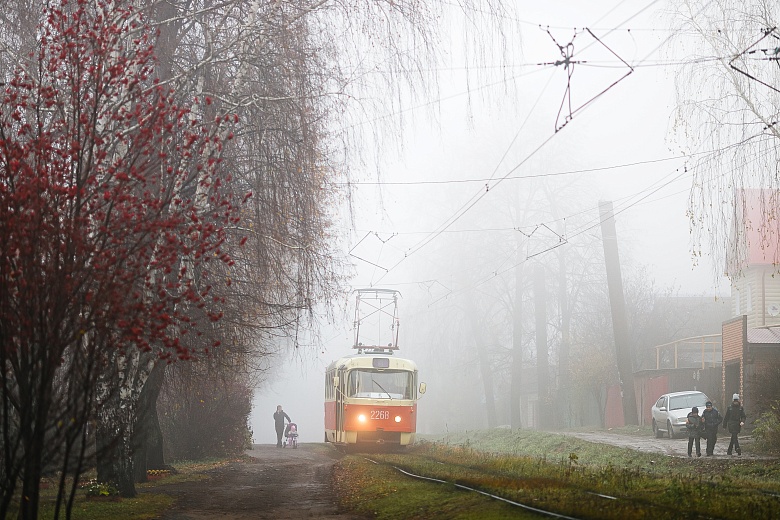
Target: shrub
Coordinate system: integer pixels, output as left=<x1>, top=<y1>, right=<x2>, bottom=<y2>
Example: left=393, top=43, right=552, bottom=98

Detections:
left=82, top=479, right=119, bottom=498
left=750, top=402, right=780, bottom=453
left=159, top=362, right=252, bottom=460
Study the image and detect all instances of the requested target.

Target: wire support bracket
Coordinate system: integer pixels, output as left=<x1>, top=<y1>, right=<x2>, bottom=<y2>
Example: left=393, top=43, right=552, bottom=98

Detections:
left=538, top=26, right=634, bottom=132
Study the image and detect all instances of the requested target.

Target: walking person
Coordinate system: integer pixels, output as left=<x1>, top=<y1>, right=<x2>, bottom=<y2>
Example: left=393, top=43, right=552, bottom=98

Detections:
left=686, top=406, right=703, bottom=457
left=724, top=394, right=746, bottom=455
left=273, top=405, right=291, bottom=448
left=701, top=400, right=722, bottom=456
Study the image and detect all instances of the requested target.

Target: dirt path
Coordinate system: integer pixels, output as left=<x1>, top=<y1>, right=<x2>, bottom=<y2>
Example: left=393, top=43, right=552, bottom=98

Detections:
left=561, top=430, right=771, bottom=459
left=155, top=444, right=367, bottom=519
left=151, top=433, right=771, bottom=518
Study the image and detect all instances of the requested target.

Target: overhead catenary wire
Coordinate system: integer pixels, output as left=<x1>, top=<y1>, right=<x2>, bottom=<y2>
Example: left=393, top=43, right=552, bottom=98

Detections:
left=423, top=138, right=775, bottom=307
left=336, top=152, right=687, bottom=187
left=362, top=1, right=674, bottom=283
left=340, top=0, right=726, bottom=142
left=439, top=0, right=667, bottom=33
left=357, top=55, right=727, bottom=75
left=367, top=68, right=560, bottom=286
left=352, top=0, right=725, bottom=294
left=338, top=1, right=673, bottom=137
left=354, top=127, right=756, bottom=303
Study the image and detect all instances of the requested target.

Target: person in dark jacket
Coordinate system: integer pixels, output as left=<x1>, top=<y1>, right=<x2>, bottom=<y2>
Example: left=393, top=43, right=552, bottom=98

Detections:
left=686, top=406, right=703, bottom=457
left=273, top=405, right=291, bottom=447
left=723, top=394, right=746, bottom=455
left=701, top=401, right=722, bottom=456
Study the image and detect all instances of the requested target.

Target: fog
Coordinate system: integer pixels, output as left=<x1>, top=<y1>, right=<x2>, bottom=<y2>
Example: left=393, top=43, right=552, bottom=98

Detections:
left=251, top=0, right=731, bottom=441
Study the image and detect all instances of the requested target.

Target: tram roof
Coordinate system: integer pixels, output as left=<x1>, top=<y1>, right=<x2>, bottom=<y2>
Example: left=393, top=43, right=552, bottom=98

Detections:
left=327, top=352, right=418, bottom=371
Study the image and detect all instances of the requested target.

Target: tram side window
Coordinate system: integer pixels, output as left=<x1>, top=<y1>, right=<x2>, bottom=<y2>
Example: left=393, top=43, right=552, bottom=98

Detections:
left=325, top=370, right=334, bottom=400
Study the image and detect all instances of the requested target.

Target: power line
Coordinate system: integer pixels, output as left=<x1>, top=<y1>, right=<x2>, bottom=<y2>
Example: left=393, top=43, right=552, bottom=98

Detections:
left=364, top=69, right=559, bottom=284
left=439, top=0, right=669, bottom=32
left=425, top=139, right=774, bottom=307
left=350, top=0, right=716, bottom=290
left=377, top=2, right=669, bottom=269
left=358, top=55, right=725, bottom=75
left=340, top=66, right=552, bottom=132
left=336, top=153, right=687, bottom=186
left=382, top=133, right=761, bottom=305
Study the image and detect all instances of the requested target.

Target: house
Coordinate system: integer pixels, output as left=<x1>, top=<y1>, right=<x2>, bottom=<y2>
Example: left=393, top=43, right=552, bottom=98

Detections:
left=606, top=190, right=780, bottom=427
left=606, top=296, right=730, bottom=428
left=721, top=189, right=780, bottom=417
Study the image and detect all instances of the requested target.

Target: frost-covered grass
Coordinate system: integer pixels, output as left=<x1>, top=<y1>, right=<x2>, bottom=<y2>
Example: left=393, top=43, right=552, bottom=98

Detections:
left=333, top=429, right=780, bottom=519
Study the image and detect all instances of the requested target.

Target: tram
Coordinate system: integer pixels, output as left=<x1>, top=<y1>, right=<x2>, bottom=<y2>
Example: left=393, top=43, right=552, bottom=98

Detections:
left=324, top=289, right=426, bottom=447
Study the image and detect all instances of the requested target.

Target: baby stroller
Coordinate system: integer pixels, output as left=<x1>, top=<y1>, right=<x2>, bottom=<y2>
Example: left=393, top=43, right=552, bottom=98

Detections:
left=283, top=422, right=298, bottom=448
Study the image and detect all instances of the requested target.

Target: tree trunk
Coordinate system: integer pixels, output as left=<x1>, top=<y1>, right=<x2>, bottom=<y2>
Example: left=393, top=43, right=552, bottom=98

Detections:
left=96, top=348, right=159, bottom=497
left=469, top=297, right=497, bottom=428
left=510, top=258, right=524, bottom=429
left=478, top=343, right=498, bottom=428
left=96, top=398, right=136, bottom=498
left=18, top=428, right=44, bottom=520
left=556, top=246, right=572, bottom=429
left=535, top=263, right=550, bottom=430
left=133, top=361, right=167, bottom=484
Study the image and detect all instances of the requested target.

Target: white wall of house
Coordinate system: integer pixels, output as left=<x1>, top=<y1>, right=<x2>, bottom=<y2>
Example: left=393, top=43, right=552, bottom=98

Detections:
left=731, top=267, right=780, bottom=329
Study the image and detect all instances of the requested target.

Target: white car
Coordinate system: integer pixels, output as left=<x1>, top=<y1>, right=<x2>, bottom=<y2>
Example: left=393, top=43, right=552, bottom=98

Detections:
left=651, top=391, right=710, bottom=439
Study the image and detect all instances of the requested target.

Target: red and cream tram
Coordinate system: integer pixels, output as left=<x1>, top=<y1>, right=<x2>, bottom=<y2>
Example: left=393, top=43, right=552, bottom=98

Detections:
left=324, top=288, right=426, bottom=447
left=324, top=350, right=425, bottom=447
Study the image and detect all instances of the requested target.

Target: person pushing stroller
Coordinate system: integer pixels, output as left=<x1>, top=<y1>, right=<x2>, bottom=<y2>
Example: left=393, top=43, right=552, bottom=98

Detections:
left=273, top=405, right=291, bottom=448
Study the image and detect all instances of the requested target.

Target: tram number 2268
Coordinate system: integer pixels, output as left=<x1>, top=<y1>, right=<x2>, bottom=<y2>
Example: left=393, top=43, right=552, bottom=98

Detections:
left=370, top=410, right=389, bottom=420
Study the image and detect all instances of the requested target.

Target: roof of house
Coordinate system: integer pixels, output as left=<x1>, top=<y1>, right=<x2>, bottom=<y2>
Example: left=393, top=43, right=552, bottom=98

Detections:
left=747, top=326, right=780, bottom=344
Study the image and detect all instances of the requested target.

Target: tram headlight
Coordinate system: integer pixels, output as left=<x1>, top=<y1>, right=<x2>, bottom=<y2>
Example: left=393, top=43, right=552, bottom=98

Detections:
left=394, top=415, right=402, bottom=423
left=358, top=414, right=366, bottom=422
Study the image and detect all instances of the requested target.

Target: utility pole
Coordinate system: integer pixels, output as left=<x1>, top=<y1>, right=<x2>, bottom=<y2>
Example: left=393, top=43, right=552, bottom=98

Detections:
left=598, top=201, right=638, bottom=425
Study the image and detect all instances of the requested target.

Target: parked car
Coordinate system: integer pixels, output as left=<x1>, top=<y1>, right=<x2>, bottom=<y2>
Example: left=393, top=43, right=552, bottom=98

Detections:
left=651, top=391, right=710, bottom=439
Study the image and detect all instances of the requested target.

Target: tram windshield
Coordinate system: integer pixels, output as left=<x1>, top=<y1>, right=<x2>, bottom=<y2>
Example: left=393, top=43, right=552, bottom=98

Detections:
left=346, top=369, right=414, bottom=399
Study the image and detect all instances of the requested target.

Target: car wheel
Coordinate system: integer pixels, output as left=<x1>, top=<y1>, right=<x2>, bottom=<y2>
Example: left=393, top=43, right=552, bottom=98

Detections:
left=653, top=419, right=663, bottom=438
left=667, top=420, right=674, bottom=439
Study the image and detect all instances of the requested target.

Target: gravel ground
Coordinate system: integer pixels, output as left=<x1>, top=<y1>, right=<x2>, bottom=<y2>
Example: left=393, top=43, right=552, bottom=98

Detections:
left=561, top=429, right=772, bottom=459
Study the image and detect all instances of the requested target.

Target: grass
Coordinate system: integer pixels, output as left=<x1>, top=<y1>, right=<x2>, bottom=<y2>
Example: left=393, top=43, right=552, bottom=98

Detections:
left=8, top=456, right=240, bottom=519
left=35, top=493, right=174, bottom=520
left=333, top=452, right=539, bottom=519
left=333, top=428, right=780, bottom=519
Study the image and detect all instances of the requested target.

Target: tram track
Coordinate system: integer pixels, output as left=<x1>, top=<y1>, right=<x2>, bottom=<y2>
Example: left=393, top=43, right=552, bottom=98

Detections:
left=363, top=456, right=583, bottom=519
left=355, top=450, right=724, bottom=520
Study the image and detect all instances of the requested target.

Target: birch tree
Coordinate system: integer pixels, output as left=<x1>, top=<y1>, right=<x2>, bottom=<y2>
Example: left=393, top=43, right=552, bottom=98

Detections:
left=0, top=0, right=519, bottom=504
left=671, top=0, right=780, bottom=276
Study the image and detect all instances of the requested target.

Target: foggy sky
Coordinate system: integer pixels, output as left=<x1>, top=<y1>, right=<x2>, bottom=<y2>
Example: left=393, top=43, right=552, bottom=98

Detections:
left=250, top=0, right=728, bottom=441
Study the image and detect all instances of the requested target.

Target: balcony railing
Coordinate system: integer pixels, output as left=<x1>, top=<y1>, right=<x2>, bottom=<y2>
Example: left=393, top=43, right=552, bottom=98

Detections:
left=654, top=334, right=722, bottom=370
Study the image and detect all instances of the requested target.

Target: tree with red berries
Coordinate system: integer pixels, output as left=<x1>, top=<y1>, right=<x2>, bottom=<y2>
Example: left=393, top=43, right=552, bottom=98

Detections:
left=0, top=0, right=241, bottom=516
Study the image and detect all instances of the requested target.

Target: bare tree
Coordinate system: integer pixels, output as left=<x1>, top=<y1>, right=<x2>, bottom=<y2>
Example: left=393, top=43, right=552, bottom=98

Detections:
left=0, top=0, right=522, bottom=505
left=129, top=0, right=520, bottom=476
left=671, top=0, right=780, bottom=278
